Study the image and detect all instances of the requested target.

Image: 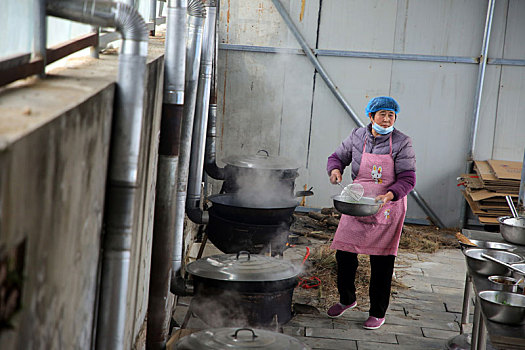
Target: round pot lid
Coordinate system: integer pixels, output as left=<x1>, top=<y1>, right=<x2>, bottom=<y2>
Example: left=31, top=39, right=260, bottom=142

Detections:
left=186, top=252, right=301, bottom=282
left=174, top=327, right=310, bottom=350
left=222, top=150, right=299, bottom=171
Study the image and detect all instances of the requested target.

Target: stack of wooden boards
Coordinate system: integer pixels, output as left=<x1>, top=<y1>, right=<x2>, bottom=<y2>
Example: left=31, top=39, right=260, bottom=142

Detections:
left=459, top=159, right=522, bottom=224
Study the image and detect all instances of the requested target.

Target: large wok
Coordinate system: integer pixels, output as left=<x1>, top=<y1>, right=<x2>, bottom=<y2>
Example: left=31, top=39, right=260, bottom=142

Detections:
left=208, top=193, right=299, bottom=225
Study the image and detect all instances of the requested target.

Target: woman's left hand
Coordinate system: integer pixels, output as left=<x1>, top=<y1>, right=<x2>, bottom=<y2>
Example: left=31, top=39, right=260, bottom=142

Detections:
left=375, top=191, right=394, bottom=207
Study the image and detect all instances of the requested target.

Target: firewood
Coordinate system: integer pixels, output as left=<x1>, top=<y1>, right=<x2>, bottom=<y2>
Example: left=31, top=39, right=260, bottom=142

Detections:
left=325, top=217, right=340, bottom=227
left=307, top=211, right=328, bottom=221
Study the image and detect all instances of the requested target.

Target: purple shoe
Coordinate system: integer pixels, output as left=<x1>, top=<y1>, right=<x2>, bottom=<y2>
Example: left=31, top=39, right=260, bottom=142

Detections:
left=363, top=316, right=385, bottom=330
left=326, top=301, right=357, bottom=318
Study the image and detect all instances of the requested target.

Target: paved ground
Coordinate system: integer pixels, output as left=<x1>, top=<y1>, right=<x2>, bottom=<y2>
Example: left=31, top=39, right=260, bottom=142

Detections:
left=172, top=245, right=469, bottom=349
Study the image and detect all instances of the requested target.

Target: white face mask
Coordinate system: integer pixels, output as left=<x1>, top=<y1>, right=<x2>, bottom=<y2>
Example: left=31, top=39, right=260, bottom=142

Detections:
left=372, top=122, right=394, bottom=135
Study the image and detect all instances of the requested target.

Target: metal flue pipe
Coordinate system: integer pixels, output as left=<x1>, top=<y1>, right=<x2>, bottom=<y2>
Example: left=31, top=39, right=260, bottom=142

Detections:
left=271, top=0, right=445, bottom=228
left=34, top=0, right=47, bottom=77
left=149, top=0, right=157, bottom=36
left=147, top=0, right=187, bottom=348
left=204, top=0, right=225, bottom=181
left=186, top=0, right=216, bottom=224
left=47, top=1, right=148, bottom=349
left=171, top=0, right=206, bottom=294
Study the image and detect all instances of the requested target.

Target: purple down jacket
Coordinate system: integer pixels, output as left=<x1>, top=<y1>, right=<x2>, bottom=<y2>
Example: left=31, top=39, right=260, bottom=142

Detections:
left=327, top=123, right=416, bottom=201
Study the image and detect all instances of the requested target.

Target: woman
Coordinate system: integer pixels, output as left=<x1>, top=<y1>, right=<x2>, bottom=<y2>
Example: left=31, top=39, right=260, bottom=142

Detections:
left=326, top=96, right=416, bottom=330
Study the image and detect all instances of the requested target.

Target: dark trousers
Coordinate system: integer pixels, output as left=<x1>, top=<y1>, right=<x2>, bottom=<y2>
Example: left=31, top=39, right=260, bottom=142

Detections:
left=336, top=250, right=396, bottom=318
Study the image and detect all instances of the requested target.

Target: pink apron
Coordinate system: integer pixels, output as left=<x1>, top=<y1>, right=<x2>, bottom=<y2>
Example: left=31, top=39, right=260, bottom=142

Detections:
left=330, top=135, right=407, bottom=256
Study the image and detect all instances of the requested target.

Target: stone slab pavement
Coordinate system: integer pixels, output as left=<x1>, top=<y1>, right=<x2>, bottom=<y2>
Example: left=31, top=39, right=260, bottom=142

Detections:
left=170, top=246, right=470, bottom=349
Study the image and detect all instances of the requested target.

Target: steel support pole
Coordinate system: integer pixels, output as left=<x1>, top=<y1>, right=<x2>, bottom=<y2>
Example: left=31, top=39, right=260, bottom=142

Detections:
left=459, top=0, right=496, bottom=228
left=34, top=0, right=47, bottom=77
left=518, top=148, right=525, bottom=215
left=471, top=298, right=482, bottom=349
left=478, top=316, right=487, bottom=350
left=271, top=0, right=445, bottom=228
left=460, top=272, right=473, bottom=333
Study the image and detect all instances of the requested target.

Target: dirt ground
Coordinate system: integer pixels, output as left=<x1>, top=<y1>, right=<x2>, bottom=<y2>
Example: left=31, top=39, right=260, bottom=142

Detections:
left=290, top=211, right=459, bottom=313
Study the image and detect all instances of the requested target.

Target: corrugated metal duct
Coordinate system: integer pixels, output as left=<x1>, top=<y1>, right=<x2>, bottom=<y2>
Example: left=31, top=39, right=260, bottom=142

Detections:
left=147, top=0, right=188, bottom=348
left=46, top=1, right=149, bottom=349
left=171, top=0, right=206, bottom=294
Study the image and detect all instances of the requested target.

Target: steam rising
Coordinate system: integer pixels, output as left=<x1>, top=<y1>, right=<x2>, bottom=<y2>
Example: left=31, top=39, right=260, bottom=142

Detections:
left=232, top=169, right=297, bottom=207
left=191, top=290, right=250, bottom=328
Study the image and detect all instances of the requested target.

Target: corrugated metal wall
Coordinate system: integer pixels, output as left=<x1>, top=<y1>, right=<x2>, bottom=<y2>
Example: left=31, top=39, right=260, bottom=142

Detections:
left=216, top=0, right=525, bottom=227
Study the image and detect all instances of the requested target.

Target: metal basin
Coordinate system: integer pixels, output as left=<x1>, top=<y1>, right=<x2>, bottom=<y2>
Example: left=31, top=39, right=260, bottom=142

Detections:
left=510, top=263, right=525, bottom=279
left=463, top=248, right=524, bottom=276
left=459, top=239, right=517, bottom=252
left=498, top=216, right=525, bottom=246
left=488, top=276, right=519, bottom=293
left=478, top=290, right=525, bottom=325
left=332, top=195, right=381, bottom=217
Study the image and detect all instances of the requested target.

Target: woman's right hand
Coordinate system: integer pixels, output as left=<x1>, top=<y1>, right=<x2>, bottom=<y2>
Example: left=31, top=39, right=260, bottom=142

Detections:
left=329, top=169, right=342, bottom=184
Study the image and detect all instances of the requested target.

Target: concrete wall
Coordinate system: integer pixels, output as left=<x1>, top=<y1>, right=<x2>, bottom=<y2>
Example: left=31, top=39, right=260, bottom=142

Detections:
left=215, top=0, right=525, bottom=227
left=0, top=38, right=165, bottom=349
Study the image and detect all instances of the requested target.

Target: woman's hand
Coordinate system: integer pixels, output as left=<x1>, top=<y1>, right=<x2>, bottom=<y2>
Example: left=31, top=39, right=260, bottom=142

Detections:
left=375, top=191, right=394, bottom=207
left=329, top=169, right=342, bottom=184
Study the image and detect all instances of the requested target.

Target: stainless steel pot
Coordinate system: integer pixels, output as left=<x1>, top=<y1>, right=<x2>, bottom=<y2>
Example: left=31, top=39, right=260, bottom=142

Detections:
left=498, top=216, right=525, bottom=245
left=186, top=252, right=301, bottom=327
left=174, top=327, right=310, bottom=349
left=221, top=150, right=300, bottom=195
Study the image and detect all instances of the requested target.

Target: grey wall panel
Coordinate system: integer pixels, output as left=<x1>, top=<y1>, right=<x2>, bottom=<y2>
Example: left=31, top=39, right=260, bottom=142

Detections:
left=318, top=0, right=397, bottom=52
left=276, top=55, right=314, bottom=178
left=390, top=61, right=479, bottom=227
left=394, top=0, right=507, bottom=58
left=216, top=49, right=314, bottom=191
left=472, top=65, right=502, bottom=160
left=305, top=57, right=393, bottom=209
left=502, top=0, right=525, bottom=60
left=493, top=65, right=525, bottom=161
left=0, top=0, right=33, bottom=57
left=217, top=50, right=286, bottom=158
left=218, top=0, right=319, bottom=48
left=216, top=0, right=319, bottom=164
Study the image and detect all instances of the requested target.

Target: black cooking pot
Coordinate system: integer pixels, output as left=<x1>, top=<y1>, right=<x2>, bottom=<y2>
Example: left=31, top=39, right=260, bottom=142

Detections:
left=221, top=150, right=300, bottom=195
left=186, top=252, right=301, bottom=328
left=208, top=193, right=299, bottom=225
left=206, top=208, right=292, bottom=254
